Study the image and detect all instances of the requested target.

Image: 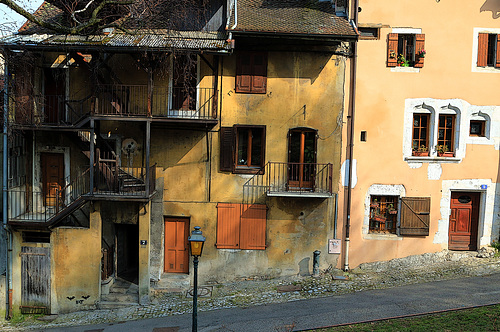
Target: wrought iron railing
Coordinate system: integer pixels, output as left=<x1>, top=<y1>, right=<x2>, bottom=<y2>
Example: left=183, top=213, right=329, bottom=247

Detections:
left=243, top=162, right=333, bottom=204
left=12, top=85, right=217, bottom=126
left=95, top=161, right=156, bottom=196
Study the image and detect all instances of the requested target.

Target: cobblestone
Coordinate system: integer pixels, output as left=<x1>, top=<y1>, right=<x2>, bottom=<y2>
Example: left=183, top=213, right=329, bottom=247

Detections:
left=2, top=250, right=500, bottom=331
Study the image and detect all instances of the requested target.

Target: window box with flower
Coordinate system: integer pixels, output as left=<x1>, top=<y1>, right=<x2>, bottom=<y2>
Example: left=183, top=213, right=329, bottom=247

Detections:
left=436, top=144, right=454, bottom=157
left=412, top=143, right=429, bottom=157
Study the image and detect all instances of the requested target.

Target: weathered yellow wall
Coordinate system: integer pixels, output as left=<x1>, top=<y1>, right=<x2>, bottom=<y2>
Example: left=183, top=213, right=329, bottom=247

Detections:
left=150, top=50, right=346, bottom=281
left=338, top=0, right=500, bottom=268
left=51, top=203, right=102, bottom=313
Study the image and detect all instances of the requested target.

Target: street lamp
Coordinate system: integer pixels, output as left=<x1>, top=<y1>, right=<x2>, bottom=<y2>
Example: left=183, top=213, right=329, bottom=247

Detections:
left=188, top=226, right=206, bottom=332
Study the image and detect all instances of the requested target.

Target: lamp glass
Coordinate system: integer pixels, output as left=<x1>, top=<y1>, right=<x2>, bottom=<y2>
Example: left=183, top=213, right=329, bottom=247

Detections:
left=190, top=240, right=204, bottom=257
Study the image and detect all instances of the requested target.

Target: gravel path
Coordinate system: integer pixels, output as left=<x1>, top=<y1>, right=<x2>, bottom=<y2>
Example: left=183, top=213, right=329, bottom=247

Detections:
left=2, top=249, right=500, bottom=331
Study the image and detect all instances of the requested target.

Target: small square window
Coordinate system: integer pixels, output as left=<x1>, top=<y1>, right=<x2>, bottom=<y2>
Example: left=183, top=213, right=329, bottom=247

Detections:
left=387, top=33, right=425, bottom=68
left=369, top=196, right=398, bottom=234
left=358, top=27, right=380, bottom=40
left=470, top=120, right=486, bottom=137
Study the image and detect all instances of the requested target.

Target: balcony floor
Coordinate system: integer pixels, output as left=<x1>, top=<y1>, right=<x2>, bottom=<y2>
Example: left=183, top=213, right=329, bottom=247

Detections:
left=267, top=191, right=332, bottom=198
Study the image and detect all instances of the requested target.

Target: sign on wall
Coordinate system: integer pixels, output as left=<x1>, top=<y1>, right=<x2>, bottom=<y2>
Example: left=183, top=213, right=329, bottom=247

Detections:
left=328, top=239, right=341, bottom=254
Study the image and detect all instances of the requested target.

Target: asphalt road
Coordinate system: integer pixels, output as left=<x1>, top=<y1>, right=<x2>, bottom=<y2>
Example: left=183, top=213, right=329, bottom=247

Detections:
left=41, top=273, right=500, bottom=332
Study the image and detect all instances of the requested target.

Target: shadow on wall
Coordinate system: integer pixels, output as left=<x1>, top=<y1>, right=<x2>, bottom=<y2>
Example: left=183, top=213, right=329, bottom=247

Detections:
left=298, top=257, right=310, bottom=276
left=481, top=0, right=500, bottom=18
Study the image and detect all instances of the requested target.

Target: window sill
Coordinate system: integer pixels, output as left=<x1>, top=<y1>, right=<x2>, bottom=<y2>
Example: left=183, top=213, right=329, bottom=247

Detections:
left=391, top=66, right=420, bottom=73
left=364, top=233, right=402, bottom=241
left=233, top=167, right=264, bottom=175
left=405, top=156, right=461, bottom=163
left=472, top=66, right=500, bottom=73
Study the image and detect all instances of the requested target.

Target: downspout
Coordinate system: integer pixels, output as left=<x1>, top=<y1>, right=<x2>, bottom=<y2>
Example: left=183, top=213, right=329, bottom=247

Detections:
left=344, top=1, right=359, bottom=271
left=3, top=52, right=12, bottom=319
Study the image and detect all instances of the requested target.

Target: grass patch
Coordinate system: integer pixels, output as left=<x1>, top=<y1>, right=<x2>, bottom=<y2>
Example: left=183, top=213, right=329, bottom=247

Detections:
left=315, top=304, right=500, bottom=331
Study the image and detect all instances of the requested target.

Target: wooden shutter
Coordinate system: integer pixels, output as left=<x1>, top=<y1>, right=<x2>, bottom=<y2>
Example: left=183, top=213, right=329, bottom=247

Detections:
left=496, top=34, right=500, bottom=68
left=240, top=204, right=266, bottom=250
left=251, top=52, right=267, bottom=94
left=236, top=53, right=252, bottom=93
left=400, top=197, right=430, bottom=236
left=387, top=33, right=399, bottom=67
left=477, top=33, right=488, bottom=67
left=414, top=34, right=425, bottom=68
left=220, top=127, right=234, bottom=172
left=216, top=203, right=240, bottom=248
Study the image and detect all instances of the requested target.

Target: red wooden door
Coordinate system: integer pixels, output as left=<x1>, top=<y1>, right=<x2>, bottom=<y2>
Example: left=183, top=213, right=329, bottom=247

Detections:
left=288, top=129, right=317, bottom=190
left=164, top=217, right=189, bottom=273
left=41, top=153, right=64, bottom=207
left=449, top=192, right=480, bottom=250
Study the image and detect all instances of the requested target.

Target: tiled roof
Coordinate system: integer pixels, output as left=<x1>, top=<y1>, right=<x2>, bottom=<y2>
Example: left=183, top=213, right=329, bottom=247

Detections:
left=18, top=2, right=64, bottom=35
left=228, top=0, right=356, bottom=37
left=0, top=30, right=231, bottom=52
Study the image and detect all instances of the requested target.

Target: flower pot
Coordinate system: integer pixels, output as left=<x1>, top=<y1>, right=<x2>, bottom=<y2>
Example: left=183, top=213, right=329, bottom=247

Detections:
left=388, top=210, right=398, bottom=215
left=412, top=151, right=429, bottom=157
left=438, top=152, right=454, bottom=157
left=370, top=203, right=379, bottom=208
left=372, top=216, right=386, bottom=222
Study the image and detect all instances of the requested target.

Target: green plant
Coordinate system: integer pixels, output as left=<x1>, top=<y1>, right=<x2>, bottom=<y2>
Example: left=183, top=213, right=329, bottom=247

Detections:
left=436, top=144, right=449, bottom=154
left=397, top=54, right=410, bottom=67
left=490, top=241, right=500, bottom=257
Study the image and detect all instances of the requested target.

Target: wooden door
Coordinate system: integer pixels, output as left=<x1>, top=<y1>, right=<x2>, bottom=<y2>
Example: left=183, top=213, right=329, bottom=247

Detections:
left=288, top=129, right=317, bottom=190
left=164, top=217, right=189, bottom=273
left=41, top=153, right=64, bottom=207
left=449, top=192, right=480, bottom=250
left=20, top=247, right=51, bottom=314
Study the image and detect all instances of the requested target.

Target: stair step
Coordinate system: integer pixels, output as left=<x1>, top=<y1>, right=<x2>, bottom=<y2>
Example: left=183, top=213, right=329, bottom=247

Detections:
left=101, top=293, right=138, bottom=303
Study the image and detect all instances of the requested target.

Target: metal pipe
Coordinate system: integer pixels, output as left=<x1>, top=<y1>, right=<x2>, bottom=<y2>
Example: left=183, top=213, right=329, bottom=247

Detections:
left=231, top=0, right=238, bottom=30
left=192, top=256, right=199, bottom=331
left=313, top=250, right=321, bottom=276
left=343, top=0, right=360, bottom=272
left=3, top=51, right=12, bottom=320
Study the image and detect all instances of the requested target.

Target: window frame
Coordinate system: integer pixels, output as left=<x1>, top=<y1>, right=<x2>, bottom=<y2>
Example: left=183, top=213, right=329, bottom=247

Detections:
left=469, top=120, right=486, bottom=137
left=387, top=31, right=425, bottom=68
left=220, top=125, right=266, bottom=174
left=412, top=113, right=430, bottom=156
left=437, top=114, right=456, bottom=156
left=477, top=32, right=500, bottom=68
left=235, top=51, right=268, bottom=94
left=369, top=195, right=399, bottom=234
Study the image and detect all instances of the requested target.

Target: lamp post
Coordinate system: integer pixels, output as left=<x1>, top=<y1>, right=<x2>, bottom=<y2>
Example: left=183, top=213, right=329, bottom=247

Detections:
left=188, top=226, right=205, bottom=332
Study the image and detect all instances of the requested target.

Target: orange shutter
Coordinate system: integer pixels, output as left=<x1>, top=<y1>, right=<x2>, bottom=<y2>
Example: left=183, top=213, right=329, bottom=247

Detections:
left=387, top=33, right=398, bottom=67
left=251, top=53, right=267, bottom=94
left=496, top=34, right=500, bottom=68
left=477, top=33, right=488, bottom=67
left=220, top=127, right=234, bottom=172
left=414, top=34, right=425, bottom=68
left=216, top=203, right=241, bottom=248
left=240, top=204, right=267, bottom=250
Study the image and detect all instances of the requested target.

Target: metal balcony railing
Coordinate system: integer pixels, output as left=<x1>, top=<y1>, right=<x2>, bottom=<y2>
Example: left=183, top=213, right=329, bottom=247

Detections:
left=11, top=85, right=217, bottom=126
left=95, top=161, right=156, bottom=197
left=243, top=162, right=333, bottom=204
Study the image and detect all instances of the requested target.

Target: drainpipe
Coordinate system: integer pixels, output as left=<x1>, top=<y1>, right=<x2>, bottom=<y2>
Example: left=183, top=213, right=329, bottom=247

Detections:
left=3, top=52, right=12, bottom=319
left=343, top=0, right=359, bottom=271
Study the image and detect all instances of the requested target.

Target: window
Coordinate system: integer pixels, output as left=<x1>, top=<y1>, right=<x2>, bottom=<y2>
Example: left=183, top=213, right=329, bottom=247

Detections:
left=470, top=120, right=486, bottom=137
left=412, top=114, right=429, bottom=156
left=477, top=33, right=500, bottom=68
left=220, top=125, right=266, bottom=173
left=358, top=27, right=380, bottom=40
left=369, top=196, right=398, bottom=234
left=236, top=52, right=267, bottom=94
left=216, top=203, right=266, bottom=250
left=387, top=33, right=425, bottom=68
left=437, top=114, right=455, bottom=156
left=22, top=232, right=50, bottom=243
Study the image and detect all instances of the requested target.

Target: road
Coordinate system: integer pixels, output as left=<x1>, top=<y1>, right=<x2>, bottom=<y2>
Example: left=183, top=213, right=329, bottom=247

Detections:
left=41, top=273, right=500, bottom=332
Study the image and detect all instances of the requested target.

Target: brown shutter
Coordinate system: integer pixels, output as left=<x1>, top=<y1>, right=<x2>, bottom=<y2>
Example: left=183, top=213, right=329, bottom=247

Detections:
left=477, top=33, right=488, bottom=67
left=251, top=52, right=267, bottom=94
left=240, top=204, right=267, bottom=250
left=236, top=53, right=252, bottom=93
left=414, top=34, right=425, bottom=68
left=216, top=203, right=240, bottom=248
left=496, top=34, right=500, bottom=68
left=220, top=127, right=234, bottom=172
left=400, top=197, right=430, bottom=236
left=387, top=33, right=399, bottom=67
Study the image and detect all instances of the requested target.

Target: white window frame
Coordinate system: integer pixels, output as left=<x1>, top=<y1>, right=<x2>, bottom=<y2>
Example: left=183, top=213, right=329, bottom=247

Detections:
left=471, top=28, right=500, bottom=73
left=390, top=28, right=422, bottom=73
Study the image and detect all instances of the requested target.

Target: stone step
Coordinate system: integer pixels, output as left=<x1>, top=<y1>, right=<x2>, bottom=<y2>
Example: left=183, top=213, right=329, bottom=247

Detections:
left=156, top=274, right=191, bottom=290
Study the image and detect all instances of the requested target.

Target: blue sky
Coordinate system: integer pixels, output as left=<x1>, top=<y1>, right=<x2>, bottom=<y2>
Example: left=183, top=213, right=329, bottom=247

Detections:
left=0, top=0, right=44, bottom=35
